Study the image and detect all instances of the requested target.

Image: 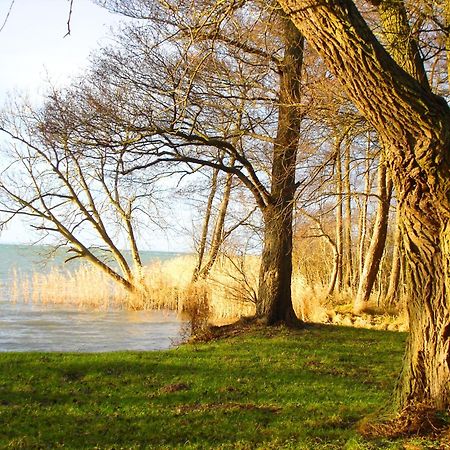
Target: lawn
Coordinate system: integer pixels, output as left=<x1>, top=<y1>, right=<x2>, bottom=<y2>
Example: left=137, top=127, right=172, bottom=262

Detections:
left=0, top=324, right=446, bottom=449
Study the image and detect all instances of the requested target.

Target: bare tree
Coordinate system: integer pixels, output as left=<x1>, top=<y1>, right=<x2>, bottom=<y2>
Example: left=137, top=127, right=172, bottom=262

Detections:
left=58, top=0, right=307, bottom=325
left=0, top=95, right=164, bottom=293
left=354, top=155, right=393, bottom=313
left=191, top=167, right=220, bottom=282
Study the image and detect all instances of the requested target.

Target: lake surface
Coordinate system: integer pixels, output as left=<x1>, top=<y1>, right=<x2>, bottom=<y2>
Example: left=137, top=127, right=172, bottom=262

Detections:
left=0, top=244, right=186, bottom=352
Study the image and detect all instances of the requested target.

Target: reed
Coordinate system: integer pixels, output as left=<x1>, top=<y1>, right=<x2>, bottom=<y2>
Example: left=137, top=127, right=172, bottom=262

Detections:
left=8, top=254, right=402, bottom=329
left=140, top=254, right=258, bottom=320
left=8, top=255, right=260, bottom=319
left=10, top=265, right=128, bottom=309
left=8, top=254, right=327, bottom=321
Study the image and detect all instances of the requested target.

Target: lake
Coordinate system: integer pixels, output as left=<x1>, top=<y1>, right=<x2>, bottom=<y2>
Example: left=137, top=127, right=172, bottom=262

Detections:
left=0, top=244, right=186, bottom=352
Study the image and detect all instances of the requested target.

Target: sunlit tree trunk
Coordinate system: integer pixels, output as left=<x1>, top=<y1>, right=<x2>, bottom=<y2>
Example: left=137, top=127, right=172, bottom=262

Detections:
left=256, top=16, right=304, bottom=325
left=384, top=210, right=402, bottom=308
left=335, top=137, right=344, bottom=292
left=395, top=201, right=450, bottom=410
left=357, top=138, right=372, bottom=286
left=278, top=0, right=450, bottom=411
left=192, top=168, right=219, bottom=283
left=446, top=1, right=450, bottom=88
left=198, top=159, right=235, bottom=279
left=343, top=140, right=354, bottom=290
left=354, top=157, right=393, bottom=313
left=373, top=0, right=429, bottom=88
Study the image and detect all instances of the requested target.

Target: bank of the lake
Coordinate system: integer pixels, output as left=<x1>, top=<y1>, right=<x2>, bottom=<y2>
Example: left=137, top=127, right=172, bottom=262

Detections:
left=2, top=325, right=444, bottom=449
left=0, top=244, right=186, bottom=352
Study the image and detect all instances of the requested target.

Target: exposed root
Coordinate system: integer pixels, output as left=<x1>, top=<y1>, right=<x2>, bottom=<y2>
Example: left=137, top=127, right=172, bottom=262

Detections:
left=189, top=314, right=309, bottom=342
left=199, top=316, right=261, bottom=341
left=358, top=404, right=449, bottom=439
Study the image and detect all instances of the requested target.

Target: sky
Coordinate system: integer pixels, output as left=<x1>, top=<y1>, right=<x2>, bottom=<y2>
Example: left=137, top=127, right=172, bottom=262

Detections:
left=0, top=0, right=192, bottom=251
left=0, top=0, right=122, bottom=97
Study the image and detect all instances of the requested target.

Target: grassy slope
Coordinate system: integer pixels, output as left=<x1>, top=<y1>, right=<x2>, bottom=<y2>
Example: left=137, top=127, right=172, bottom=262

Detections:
left=0, top=325, right=444, bottom=449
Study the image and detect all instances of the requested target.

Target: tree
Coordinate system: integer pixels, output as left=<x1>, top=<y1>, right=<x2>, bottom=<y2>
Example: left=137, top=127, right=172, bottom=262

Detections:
left=0, top=94, right=164, bottom=293
left=354, top=155, right=393, bottom=313
left=254, top=15, right=304, bottom=324
left=0, top=0, right=308, bottom=325
left=79, top=0, right=306, bottom=325
left=277, top=0, right=450, bottom=412
left=191, top=166, right=221, bottom=283
left=191, top=157, right=242, bottom=282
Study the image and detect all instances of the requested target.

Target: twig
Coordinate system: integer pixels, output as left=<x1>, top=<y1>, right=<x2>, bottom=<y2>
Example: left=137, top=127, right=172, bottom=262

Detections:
left=64, top=0, right=74, bottom=38
left=0, top=0, right=15, bottom=34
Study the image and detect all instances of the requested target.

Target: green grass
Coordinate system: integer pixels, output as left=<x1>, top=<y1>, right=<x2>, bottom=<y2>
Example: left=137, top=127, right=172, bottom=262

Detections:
left=0, top=325, right=444, bottom=449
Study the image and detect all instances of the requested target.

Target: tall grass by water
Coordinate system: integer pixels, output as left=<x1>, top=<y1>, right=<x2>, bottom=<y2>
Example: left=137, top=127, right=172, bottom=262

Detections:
left=9, top=255, right=258, bottom=319
left=8, top=253, right=407, bottom=330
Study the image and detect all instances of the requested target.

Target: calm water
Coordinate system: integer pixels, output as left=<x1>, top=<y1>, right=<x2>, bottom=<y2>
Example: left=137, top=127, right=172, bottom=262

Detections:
left=0, top=244, right=185, bottom=352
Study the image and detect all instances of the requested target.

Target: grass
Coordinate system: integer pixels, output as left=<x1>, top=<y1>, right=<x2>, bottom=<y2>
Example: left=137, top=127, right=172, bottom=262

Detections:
left=1, top=325, right=445, bottom=449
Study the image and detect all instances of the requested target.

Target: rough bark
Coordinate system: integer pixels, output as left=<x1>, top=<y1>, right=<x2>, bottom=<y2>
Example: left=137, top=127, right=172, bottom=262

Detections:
left=257, top=203, right=299, bottom=324
left=370, top=0, right=429, bottom=89
left=354, top=158, right=393, bottom=313
left=256, top=16, right=304, bottom=325
left=446, top=1, right=450, bottom=91
left=278, top=0, right=450, bottom=410
left=395, top=206, right=450, bottom=410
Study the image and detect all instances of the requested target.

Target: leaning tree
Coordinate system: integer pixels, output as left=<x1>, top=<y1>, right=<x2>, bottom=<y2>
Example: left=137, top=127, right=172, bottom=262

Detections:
left=277, top=0, right=450, bottom=413
left=0, top=93, right=166, bottom=293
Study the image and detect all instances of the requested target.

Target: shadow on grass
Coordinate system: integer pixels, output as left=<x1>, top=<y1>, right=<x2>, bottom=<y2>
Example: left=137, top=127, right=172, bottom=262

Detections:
left=0, top=325, right=414, bottom=449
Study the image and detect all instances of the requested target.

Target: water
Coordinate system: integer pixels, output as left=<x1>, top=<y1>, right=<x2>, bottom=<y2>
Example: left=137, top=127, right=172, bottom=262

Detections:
left=0, top=244, right=186, bottom=352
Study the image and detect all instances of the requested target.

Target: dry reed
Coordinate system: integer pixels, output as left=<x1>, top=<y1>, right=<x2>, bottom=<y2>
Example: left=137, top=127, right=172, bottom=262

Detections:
left=10, top=265, right=128, bottom=309
left=8, top=254, right=327, bottom=322
left=8, top=254, right=403, bottom=329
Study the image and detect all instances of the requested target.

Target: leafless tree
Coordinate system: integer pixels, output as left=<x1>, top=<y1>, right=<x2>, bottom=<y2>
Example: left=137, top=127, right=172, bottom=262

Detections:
left=0, top=94, right=166, bottom=293
left=53, top=0, right=307, bottom=325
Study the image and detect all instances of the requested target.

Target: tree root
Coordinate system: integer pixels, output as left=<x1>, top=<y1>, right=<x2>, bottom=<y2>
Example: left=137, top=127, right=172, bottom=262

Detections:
left=358, top=403, right=449, bottom=439
left=189, top=314, right=309, bottom=343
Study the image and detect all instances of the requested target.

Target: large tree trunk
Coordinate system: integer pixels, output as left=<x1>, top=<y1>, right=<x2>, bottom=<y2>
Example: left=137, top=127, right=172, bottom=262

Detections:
left=354, top=157, right=393, bottom=313
left=396, top=201, right=450, bottom=410
left=372, top=0, right=429, bottom=88
left=446, top=3, right=450, bottom=84
left=257, top=203, right=299, bottom=324
left=278, top=0, right=450, bottom=411
left=256, top=16, right=304, bottom=325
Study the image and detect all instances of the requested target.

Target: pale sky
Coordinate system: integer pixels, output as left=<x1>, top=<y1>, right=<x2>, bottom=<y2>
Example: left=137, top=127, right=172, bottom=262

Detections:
left=0, top=0, right=123, bottom=98
left=0, top=0, right=192, bottom=251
